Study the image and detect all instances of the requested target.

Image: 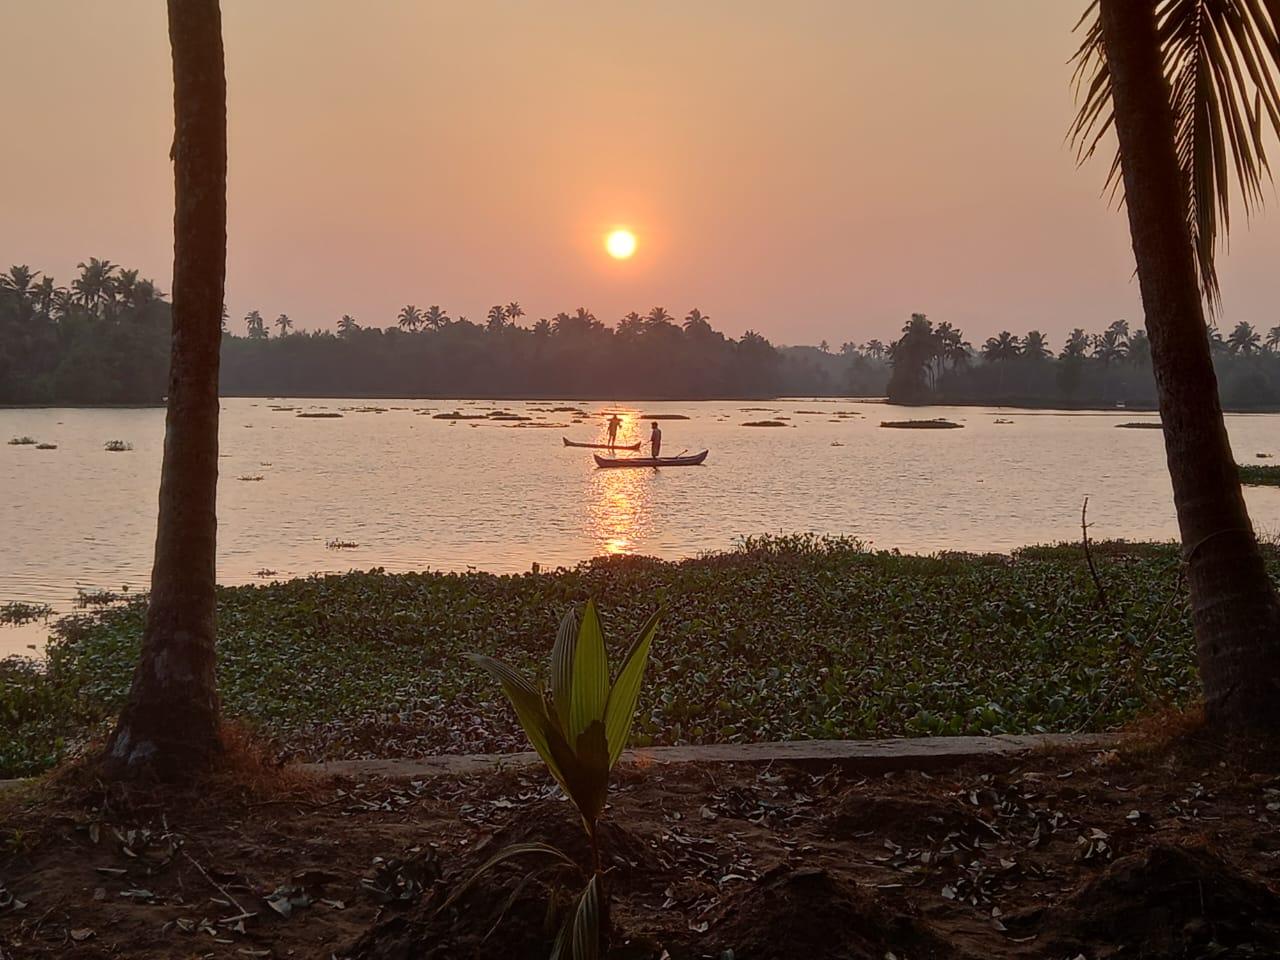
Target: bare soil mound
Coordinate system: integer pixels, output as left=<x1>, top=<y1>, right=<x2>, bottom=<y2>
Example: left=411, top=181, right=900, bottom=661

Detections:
left=700, top=865, right=953, bottom=960
left=1012, top=844, right=1280, bottom=959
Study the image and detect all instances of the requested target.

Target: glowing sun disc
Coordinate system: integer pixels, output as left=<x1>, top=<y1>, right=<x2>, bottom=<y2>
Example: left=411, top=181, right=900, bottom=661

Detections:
left=606, top=229, right=637, bottom=259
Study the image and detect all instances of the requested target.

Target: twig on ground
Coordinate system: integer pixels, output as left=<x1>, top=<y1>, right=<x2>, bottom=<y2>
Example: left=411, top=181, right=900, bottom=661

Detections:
left=182, top=849, right=252, bottom=920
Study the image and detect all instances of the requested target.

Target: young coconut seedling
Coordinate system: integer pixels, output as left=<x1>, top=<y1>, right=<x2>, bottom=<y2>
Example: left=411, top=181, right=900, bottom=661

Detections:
left=464, top=601, right=660, bottom=959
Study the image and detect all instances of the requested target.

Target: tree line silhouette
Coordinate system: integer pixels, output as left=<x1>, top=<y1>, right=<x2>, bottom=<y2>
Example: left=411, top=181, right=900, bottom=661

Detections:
left=885, top=312, right=1280, bottom=408
left=3, top=260, right=1277, bottom=407
left=0, top=260, right=867, bottom=401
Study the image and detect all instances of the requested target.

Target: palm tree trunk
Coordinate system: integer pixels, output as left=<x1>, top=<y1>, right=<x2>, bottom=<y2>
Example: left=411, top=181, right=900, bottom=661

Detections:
left=105, top=0, right=227, bottom=778
left=1098, top=0, right=1280, bottom=730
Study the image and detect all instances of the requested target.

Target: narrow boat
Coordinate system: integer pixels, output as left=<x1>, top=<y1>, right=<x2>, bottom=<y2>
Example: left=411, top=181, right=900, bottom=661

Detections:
left=563, top=437, right=642, bottom=451
left=593, top=450, right=709, bottom=468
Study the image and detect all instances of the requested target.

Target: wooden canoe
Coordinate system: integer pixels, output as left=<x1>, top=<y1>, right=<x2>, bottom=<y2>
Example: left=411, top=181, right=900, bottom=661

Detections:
left=563, top=437, right=642, bottom=451
left=593, top=450, right=709, bottom=468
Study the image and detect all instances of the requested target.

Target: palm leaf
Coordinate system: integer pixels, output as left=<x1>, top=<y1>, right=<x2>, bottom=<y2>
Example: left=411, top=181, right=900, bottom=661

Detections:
left=569, top=600, right=609, bottom=740
left=435, top=841, right=576, bottom=914
left=570, top=874, right=602, bottom=960
left=1070, top=0, right=1280, bottom=311
left=550, top=607, right=578, bottom=733
left=603, top=609, right=662, bottom=768
left=466, top=654, right=566, bottom=787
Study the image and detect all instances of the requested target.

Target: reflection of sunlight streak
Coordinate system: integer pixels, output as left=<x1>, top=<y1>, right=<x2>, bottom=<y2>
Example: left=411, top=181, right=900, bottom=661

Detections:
left=588, top=454, right=652, bottom=557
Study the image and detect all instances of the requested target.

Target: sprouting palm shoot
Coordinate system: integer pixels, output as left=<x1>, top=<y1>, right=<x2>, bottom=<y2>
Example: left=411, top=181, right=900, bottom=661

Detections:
left=464, top=601, right=661, bottom=959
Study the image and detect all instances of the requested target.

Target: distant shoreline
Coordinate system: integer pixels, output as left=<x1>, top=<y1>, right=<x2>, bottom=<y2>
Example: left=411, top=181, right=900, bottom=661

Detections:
left=6, top=394, right=1280, bottom=413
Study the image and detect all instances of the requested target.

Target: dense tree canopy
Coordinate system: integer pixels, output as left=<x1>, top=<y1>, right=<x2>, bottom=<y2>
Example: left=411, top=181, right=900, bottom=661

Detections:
left=886, top=312, right=1280, bottom=408
left=5, top=260, right=1278, bottom=407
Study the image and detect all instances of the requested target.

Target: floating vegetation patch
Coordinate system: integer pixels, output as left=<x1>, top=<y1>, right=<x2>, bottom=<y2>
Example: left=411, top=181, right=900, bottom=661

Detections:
left=256, top=569, right=277, bottom=578
left=641, top=414, right=691, bottom=420
left=35, top=443, right=57, bottom=450
left=1257, top=453, right=1273, bottom=459
left=993, top=419, right=1014, bottom=425
left=550, top=406, right=588, bottom=416
left=342, top=406, right=387, bottom=414
left=0, top=536, right=1206, bottom=778
left=296, top=412, right=343, bottom=419
left=795, top=410, right=824, bottom=414
left=103, top=440, right=133, bottom=451
left=1239, top=464, right=1280, bottom=486
left=1115, top=422, right=1162, bottom=429
left=326, top=538, right=359, bottom=550
left=0, top=601, right=53, bottom=626
left=487, top=413, right=532, bottom=422
left=75, top=587, right=131, bottom=608
left=742, top=420, right=788, bottom=427
left=237, top=475, right=264, bottom=482
left=880, top=419, right=963, bottom=430
left=7, top=437, right=37, bottom=446
left=433, top=412, right=487, bottom=420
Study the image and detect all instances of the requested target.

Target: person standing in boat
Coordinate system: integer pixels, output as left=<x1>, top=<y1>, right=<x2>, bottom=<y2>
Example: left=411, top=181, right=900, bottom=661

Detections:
left=649, top=420, right=662, bottom=459
left=606, top=414, right=622, bottom=448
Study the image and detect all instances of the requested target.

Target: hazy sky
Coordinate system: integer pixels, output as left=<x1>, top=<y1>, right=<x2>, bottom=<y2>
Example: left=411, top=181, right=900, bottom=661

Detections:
left=4, top=1, right=1277, bottom=346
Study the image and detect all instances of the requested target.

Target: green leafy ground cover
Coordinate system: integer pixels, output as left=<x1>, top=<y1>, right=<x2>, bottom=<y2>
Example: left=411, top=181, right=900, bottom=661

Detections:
left=0, top=536, right=1214, bottom=779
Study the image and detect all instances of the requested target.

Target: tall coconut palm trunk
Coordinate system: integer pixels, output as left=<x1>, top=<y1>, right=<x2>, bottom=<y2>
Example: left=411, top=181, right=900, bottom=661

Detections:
left=106, top=0, right=227, bottom=778
left=1098, top=0, right=1280, bottom=730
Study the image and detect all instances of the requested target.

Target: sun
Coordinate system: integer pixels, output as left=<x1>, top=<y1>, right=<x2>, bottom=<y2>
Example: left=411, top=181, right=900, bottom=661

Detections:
left=605, top=229, right=637, bottom=260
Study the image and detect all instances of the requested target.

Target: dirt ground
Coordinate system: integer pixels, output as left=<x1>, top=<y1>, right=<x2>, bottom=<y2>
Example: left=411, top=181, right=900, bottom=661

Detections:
left=2, top=731, right=1279, bottom=959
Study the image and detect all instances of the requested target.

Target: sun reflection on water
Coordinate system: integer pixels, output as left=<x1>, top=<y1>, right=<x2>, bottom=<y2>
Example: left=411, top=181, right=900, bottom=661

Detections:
left=586, top=409, right=652, bottom=556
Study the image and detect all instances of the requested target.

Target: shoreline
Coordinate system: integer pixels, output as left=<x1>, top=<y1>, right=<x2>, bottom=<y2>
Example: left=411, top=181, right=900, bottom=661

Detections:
left=6, top=394, right=1280, bottom=413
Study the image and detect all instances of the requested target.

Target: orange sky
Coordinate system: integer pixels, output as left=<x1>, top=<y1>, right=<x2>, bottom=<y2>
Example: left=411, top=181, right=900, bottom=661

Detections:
left=3, top=1, right=1276, bottom=347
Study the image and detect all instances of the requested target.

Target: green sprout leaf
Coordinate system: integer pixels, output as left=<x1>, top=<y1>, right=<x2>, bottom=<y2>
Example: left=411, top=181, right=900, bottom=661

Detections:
left=569, top=600, right=609, bottom=740
left=603, top=609, right=661, bottom=768
left=550, top=607, right=579, bottom=733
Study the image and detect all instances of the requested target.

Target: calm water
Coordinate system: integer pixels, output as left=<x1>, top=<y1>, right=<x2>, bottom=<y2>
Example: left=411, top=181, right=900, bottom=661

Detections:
left=4, top=397, right=1280, bottom=657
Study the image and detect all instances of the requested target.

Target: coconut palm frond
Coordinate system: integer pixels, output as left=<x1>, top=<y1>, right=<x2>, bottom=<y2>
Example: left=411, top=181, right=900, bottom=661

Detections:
left=1071, top=0, right=1280, bottom=312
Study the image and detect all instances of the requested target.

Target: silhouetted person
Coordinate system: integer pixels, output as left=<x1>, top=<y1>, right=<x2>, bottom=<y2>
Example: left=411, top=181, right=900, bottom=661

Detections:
left=650, top=421, right=662, bottom=459
left=606, top=414, right=622, bottom=447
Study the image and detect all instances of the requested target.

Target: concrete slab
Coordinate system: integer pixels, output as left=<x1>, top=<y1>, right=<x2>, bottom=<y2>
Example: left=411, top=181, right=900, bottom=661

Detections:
left=307, top=732, right=1119, bottom=781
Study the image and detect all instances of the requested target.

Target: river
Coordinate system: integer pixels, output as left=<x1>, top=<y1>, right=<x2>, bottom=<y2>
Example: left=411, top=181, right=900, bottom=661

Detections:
left=4, top=397, right=1279, bottom=656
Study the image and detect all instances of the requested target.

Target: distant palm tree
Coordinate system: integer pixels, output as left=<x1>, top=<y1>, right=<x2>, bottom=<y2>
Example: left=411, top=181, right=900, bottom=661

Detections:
left=423, top=305, right=449, bottom=330
left=244, top=309, right=266, bottom=339
left=486, top=304, right=507, bottom=333
left=1059, top=328, right=1090, bottom=360
left=1074, top=0, right=1280, bottom=729
left=1023, top=330, right=1052, bottom=360
left=683, top=308, right=710, bottom=329
left=504, top=301, right=524, bottom=324
left=646, top=306, right=674, bottom=327
left=1207, top=326, right=1228, bottom=355
left=0, top=265, right=38, bottom=299
left=818, top=340, right=830, bottom=354
left=1227, top=321, right=1261, bottom=355
left=73, top=257, right=119, bottom=313
left=532, top=317, right=552, bottom=337
left=274, top=312, right=292, bottom=337
left=839, top=341, right=858, bottom=356
left=337, top=314, right=360, bottom=337
left=1127, top=329, right=1152, bottom=366
left=397, top=304, right=423, bottom=331
left=33, top=276, right=58, bottom=317
left=863, top=339, right=886, bottom=360
left=981, top=331, right=1022, bottom=363
left=1090, top=328, right=1128, bottom=365
left=1266, top=325, right=1280, bottom=353
left=617, top=311, right=644, bottom=338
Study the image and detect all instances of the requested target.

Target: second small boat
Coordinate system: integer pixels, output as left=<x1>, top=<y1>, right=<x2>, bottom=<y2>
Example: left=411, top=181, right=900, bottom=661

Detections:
left=563, top=437, right=642, bottom=451
left=593, top=450, right=709, bottom=468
